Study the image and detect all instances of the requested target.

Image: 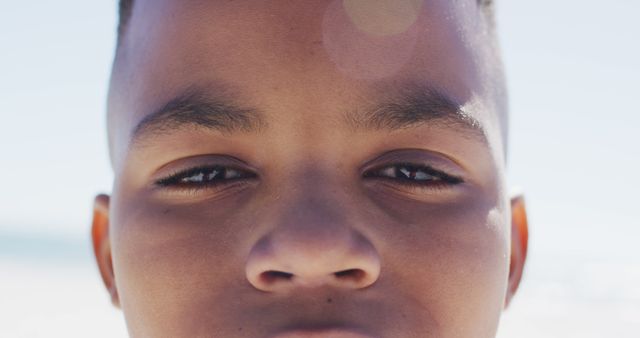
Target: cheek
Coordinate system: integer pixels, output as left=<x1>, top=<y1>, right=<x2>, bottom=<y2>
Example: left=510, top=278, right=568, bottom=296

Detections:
left=109, top=191, right=255, bottom=336
left=372, top=195, right=509, bottom=337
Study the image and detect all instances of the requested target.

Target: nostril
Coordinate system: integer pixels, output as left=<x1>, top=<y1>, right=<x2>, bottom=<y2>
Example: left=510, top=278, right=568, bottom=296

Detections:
left=334, top=268, right=365, bottom=281
left=260, top=270, right=294, bottom=285
left=246, top=231, right=381, bottom=291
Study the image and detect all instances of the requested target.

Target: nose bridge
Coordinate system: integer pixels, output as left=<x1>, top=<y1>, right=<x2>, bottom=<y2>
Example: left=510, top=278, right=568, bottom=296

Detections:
left=245, top=174, right=381, bottom=291
left=270, top=166, right=356, bottom=250
left=277, top=184, right=352, bottom=250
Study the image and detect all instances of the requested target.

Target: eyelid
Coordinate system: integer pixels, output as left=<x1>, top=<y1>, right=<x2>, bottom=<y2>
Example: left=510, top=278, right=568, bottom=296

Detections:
left=150, top=154, right=258, bottom=186
left=360, top=149, right=467, bottom=179
left=154, top=165, right=256, bottom=187
left=363, top=162, right=464, bottom=184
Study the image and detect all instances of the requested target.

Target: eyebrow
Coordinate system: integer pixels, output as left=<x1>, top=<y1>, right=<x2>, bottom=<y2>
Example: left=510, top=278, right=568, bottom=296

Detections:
left=131, top=90, right=266, bottom=144
left=131, top=84, right=487, bottom=146
left=345, top=85, right=488, bottom=143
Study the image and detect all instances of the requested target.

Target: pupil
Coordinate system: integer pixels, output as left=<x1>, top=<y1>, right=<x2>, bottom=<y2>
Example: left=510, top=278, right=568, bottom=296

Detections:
left=207, top=168, right=221, bottom=180
left=398, top=166, right=414, bottom=179
left=397, top=166, right=436, bottom=181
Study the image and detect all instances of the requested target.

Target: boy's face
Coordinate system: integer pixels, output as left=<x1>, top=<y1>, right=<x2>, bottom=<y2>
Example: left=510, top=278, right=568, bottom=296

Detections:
left=92, top=1, right=528, bottom=337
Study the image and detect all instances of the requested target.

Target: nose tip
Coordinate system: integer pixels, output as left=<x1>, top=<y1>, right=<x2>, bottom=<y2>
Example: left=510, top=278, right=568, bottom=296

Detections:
left=245, top=232, right=381, bottom=292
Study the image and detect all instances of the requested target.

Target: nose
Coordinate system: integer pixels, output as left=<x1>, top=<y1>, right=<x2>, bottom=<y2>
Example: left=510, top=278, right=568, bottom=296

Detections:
left=245, top=201, right=381, bottom=292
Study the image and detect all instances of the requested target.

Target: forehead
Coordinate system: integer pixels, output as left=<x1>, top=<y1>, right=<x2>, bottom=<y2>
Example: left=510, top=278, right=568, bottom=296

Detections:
left=108, top=0, right=505, bottom=167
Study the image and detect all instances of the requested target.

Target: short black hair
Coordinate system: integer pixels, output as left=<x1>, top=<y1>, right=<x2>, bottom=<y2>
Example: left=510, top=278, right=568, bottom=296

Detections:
left=117, top=0, right=495, bottom=43
left=117, top=0, right=134, bottom=44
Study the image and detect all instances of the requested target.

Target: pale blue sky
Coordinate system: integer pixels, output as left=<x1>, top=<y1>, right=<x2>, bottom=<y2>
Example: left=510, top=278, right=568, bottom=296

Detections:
left=0, top=0, right=115, bottom=236
left=498, top=0, right=640, bottom=261
left=0, top=1, right=639, bottom=336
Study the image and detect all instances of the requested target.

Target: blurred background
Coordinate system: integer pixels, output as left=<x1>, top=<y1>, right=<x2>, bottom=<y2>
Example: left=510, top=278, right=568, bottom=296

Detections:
left=0, top=0, right=638, bottom=337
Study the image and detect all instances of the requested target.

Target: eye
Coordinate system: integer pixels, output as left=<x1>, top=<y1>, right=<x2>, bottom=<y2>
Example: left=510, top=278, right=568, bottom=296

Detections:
left=363, top=163, right=463, bottom=187
left=155, top=165, right=257, bottom=189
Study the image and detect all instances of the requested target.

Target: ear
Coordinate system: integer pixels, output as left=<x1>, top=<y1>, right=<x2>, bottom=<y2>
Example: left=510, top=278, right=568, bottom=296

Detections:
left=504, top=194, right=529, bottom=308
left=91, top=194, right=120, bottom=308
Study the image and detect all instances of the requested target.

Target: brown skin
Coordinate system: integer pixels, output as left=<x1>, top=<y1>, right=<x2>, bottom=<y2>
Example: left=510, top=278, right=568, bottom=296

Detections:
left=92, top=1, right=528, bottom=337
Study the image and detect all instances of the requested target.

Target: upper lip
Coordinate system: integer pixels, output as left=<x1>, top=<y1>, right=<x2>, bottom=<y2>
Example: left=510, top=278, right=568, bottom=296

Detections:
left=268, top=327, right=376, bottom=338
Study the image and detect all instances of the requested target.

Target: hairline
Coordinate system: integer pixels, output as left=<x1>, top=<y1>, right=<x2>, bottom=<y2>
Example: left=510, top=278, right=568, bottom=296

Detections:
left=115, top=0, right=496, bottom=45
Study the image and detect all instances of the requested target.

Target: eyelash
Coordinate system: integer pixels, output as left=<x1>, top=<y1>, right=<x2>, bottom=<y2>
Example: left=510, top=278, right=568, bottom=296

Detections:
left=363, top=162, right=464, bottom=188
left=155, top=166, right=257, bottom=189
left=154, top=163, right=463, bottom=192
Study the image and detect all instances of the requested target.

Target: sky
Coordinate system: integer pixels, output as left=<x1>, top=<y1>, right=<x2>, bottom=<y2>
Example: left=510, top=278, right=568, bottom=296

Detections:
left=0, top=0, right=639, bottom=337
left=0, top=0, right=114, bottom=237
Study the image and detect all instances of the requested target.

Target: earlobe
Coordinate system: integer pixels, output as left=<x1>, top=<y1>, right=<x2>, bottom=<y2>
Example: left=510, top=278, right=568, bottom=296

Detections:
left=504, top=194, right=529, bottom=309
left=91, top=194, right=120, bottom=308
